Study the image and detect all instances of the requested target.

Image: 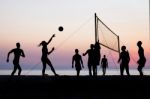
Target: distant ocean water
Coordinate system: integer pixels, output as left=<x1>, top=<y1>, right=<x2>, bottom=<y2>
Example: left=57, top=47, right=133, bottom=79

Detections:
left=0, top=69, right=150, bottom=76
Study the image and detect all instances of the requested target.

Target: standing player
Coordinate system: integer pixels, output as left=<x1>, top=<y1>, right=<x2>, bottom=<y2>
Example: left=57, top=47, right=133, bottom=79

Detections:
left=101, top=55, right=108, bottom=76
left=118, top=46, right=130, bottom=76
left=72, top=49, right=84, bottom=76
left=137, top=41, right=146, bottom=76
left=7, top=43, right=25, bottom=76
left=83, top=44, right=95, bottom=76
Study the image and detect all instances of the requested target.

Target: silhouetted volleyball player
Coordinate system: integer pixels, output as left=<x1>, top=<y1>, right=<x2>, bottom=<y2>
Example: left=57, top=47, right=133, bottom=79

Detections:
left=39, top=34, right=58, bottom=76
left=72, top=49, right=84, bottom=76
left=101, top=55, right=108, bottom=76
left=137, top=41, right=146, bottom=76
left=7, top=43, right=25, bottom=76
left=118, top=46, right=130, bottom=76
left=83, top=44, right=96, bottom=76
left=94, top=41, right=101, bottom=75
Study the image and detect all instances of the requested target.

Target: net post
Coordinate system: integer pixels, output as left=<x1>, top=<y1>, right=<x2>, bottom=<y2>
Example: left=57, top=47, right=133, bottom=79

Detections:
left=95, top=13, right=97, bottom=43
left=117, top=36, right=120, bottom=55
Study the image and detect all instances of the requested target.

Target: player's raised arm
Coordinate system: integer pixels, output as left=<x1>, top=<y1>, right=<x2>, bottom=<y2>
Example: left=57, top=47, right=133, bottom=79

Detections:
left=47, top=34, right=55, bottom=45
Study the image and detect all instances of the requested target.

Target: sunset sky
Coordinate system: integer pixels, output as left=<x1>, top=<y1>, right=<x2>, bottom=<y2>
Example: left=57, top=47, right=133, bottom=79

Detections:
left=0, top=0, right=149, bottom=70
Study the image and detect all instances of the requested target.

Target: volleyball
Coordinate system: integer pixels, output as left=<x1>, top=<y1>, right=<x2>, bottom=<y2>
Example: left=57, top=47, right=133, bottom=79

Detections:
left=58, top=26, right=63, bottom=31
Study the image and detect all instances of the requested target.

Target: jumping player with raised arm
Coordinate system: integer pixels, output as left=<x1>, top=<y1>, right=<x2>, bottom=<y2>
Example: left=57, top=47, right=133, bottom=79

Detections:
left=39, top=34, right=58, bottom=76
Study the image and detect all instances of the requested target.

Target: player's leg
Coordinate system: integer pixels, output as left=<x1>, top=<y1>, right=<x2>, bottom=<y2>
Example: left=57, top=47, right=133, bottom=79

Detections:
left=138, top=65, right=143, bottom=76
left=77, top=70, right=80, bottom=77
left=17, top=64, right=22, bottom=76
left=126, top=65, right=130, bottom=76
left=88, top=65, right=92, bottom=76
left=93, top=65, right=97, bottom=76
left=47, top=59, right=58, bottom=76
left=120, top=63, right=124, bottom=76
left=42, top=61, right=46, bottom=76
left=103, top=67, right=106, bottom=76
left=11, top=62, right=18, bottom=76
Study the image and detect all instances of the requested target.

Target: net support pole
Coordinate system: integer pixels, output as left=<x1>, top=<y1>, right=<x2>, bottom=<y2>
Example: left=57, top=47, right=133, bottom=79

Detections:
left=95, top=13, right=97, bottom=43
left=117, top=36, right=120, bottom=55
